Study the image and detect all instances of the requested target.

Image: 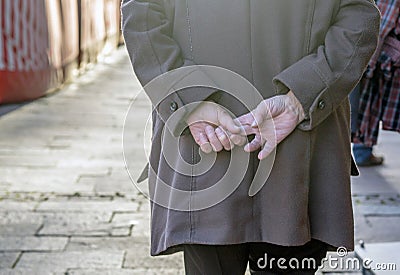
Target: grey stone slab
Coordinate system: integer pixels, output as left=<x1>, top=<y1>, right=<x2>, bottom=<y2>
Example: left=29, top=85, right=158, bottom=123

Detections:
left=112, top=212, right=150, bottom=238
left=0, top=166, right=108, bottom=185
left=111, top=227, right=131, bottom=237
left=0, top=237, right=68, bottom=252
left=319, top=252, right=364, bottom=273
left=355, top=216, right=400, bottom=243
left=373, top=131, right=400, bottom=194
left=16, top=251, right=124, bottom=270
left=66, top=237, right=147, bottom=251
left=0, top=268, right=65, bottom=275
left=351, top=169, right=398, bottom=196
left=36, top=211, right=116, bottom=237
left=124, top=246, right=183, bottom=270
left=36, top=199, right=139, bottom=212
left=0, top=167, right=85, bottom=193
left=0, top=155, right=58, bottom=168
left=67, top=268, right=184, bottom=275
left=77, top=175, right=136, bottom=197
left=39, top=221, right=131, bottom=237
left=352, top=131, right=400, bottom=196
left=0, top=252, right=20, bottom=268
left=0, top=212, right=44, bottom=225
left=1, top=182, right=95, bottom=194
left=0, top=211, right=111, bottom=226
left=0, top=201, right=39, bottom=211
left=0, top=223, right=42, bottom=236
left=355, top=242, right=400, bottom=274
left=354, top=204, right=400, bottom=216
left=112, top=212, right=147, bottom=226
left=57, top=159, right=125, bottom=169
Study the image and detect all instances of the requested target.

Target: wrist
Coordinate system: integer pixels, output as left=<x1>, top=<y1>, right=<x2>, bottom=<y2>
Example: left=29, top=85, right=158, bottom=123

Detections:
left=286, top=91, right=306, bottom=124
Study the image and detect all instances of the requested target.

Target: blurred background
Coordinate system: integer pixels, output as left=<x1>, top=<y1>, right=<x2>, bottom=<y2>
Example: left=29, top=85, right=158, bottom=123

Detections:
left=0, top=0, right=122, bottom=106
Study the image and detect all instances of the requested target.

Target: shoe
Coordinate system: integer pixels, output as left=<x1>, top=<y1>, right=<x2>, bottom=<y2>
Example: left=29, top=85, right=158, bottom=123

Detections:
left=357, top=154, right=384, bottom=167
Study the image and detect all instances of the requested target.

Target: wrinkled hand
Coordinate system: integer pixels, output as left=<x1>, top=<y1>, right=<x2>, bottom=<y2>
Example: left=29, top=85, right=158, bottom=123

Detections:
left=186, top=101, right=243, bottom=153
left=235, top=91, right=305, bottom=160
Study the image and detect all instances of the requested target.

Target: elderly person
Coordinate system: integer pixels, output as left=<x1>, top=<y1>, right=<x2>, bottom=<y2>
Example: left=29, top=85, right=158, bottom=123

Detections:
left=352, top=0, right=400, bottom=166
left=122, top=1, right=380, bottom=274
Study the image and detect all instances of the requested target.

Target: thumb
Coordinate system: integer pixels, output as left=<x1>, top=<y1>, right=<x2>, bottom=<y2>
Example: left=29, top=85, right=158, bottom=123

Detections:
left=218, top=110, right=242, bottom=134
left=250, top=107, right=266, bottom=128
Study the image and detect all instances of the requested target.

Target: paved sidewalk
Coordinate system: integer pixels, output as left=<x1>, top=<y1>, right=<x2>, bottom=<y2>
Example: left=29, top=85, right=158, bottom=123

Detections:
left=0, top=47, right=399, bottom=274
left=0, top=48, right=183, bottom=274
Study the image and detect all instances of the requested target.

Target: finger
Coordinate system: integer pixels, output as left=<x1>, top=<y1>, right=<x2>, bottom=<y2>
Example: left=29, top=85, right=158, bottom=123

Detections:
left=240, top=124, right=258, bottom=136
left=250, top=108, right=266, bottom=128
left=235, top=113, right=255, bottom=126
left=205, top=125, right=223, bottom=152
left=215, top=127, right=233, bottom=151
left=198, top=132, right=213, bottom=154
left=229, top=134, right=247, bottom=146
left=258, top=138, right=277, bottom=160
left=244, top=134, right=263, bottom=152
left=218, top=111, right=242, bottom=134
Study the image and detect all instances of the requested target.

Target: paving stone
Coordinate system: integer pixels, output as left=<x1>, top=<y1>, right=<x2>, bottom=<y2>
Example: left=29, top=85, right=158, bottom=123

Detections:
left=36, top=199, right=139, bottom=212
left=0, top=167, right=86, bottom=193
left=16, top=251, right=124, bottom=270
left=39, top=221, right=131, bottom=237
left=0, top=267, right=66, bottom=275
left=355, top=241, right=400, bottom=274
left=124, top=244, right=183, bottom=270
left=372, top=131, right=400, bottom=194
left=0, top=237, right=68, bottom=252
left=0, top=155, right=59, bottom=168
left=111, top=227, right=131, bottom=237
left=67, top=268, right=184, bottom=275
left=355, top=216, right=400, bottom=243
left=0, top=252, right=20, bottom=268
left=66, top=237, right=147, bottom=251
left=319, top=252, right=364, bottom=273
left=1, top=182, right=95, bottom=194
left=351, top=170, right=398, bottom=196
left=0, top=223, right=42, bottom=236
left=0, top=201, right=39, bottom=211
left=37, top=212, right=116, bottom=237
left=57, top=159, right=125, bottom=169
left=78, top=175, right=136, bottom=196
left=112, top=212, right=147, bottom=225
left=112, top=212, right=150, bottom=238
left=355, top=204, right=400, bottom=216
left=0, top=211, right=110, bottom=226
left=0, top=212, right=44, bottom=224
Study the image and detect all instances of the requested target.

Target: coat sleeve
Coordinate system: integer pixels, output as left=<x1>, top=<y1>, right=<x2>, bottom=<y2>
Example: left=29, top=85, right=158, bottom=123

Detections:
left=272, top=0, right=380, bottom=131
left=121, top=0, right=217, bottom=135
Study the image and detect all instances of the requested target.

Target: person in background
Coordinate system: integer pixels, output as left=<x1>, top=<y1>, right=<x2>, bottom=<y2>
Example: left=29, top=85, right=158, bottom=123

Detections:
left=122, top=1, right=380, bottom=274
left=352, top=0, right=400, bottom=167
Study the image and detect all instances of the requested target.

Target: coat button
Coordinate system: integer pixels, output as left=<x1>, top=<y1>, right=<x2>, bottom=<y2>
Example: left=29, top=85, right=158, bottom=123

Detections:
left=169, top=101, right=178, bottom=112
left=318, top=100, right=326, bottom=110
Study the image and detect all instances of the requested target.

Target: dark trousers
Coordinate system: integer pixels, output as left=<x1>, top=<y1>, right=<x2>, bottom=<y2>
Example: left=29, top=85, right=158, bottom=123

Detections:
left=183, top=239, right=328, bottom=275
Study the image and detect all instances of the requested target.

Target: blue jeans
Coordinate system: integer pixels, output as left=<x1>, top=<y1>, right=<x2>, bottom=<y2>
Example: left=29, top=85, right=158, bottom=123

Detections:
left=353, top=143, right=373, bottom=163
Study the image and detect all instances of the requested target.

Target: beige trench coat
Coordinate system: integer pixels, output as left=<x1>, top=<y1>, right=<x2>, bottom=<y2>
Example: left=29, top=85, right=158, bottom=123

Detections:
left=122, top=0, right=380, bottom=256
